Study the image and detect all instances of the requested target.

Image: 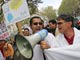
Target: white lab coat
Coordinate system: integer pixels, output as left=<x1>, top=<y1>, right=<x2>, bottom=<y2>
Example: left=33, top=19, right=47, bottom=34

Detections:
left=44, top=28, right=80, bottom=60
left=32, top=33, right=56, bottom=60
left=55, top=28, right=80, bottom=47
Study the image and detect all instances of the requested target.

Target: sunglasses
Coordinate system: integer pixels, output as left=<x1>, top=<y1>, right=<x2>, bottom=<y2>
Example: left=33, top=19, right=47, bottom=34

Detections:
left=33, top=22, right=43, bottom=25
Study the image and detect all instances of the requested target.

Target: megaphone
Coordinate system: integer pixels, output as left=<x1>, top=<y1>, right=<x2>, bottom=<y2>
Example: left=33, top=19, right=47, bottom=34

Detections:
left=15, top=29, right=48, bottom=60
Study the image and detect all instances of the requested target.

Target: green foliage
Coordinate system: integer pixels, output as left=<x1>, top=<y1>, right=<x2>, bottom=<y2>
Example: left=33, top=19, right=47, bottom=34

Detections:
left=28, top=3, right=38, bottom=15
left=27, top=0, right=42, bottom=15
left=40, top=6, right=57, bottom=20
left=0, top=14, right=3, bottom=23
left=58, top=0, right=79, bottom=15
left=20, top=18, right=30, bottom=26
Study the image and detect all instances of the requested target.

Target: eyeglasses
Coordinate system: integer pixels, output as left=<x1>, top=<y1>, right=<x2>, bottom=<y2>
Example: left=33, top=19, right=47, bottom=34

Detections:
left=33, top=22, right=43, bottom=25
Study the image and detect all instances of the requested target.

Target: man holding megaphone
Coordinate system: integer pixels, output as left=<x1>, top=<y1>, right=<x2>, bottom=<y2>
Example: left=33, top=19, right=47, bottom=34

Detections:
left=15, top=15, right=56, bottom=60
left=29, top=16, right=56, bottom=60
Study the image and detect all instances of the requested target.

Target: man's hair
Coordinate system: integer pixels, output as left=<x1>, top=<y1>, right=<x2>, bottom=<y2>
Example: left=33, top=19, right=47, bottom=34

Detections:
left=49, top=19, right=57, bottom=24
left=29, top=16, right=44, bottom=26
left=57, top=14, right=74, bottom=27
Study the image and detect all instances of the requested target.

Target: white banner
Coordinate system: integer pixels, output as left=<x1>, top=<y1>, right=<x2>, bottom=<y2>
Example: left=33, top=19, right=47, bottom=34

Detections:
left=2, top=0, right=30, bottom=26
left=44, top=44, right=80, bottom=60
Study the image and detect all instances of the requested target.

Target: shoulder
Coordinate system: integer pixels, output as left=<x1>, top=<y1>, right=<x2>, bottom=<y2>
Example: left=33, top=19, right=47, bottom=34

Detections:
left=74, top=28, right=80, bottom=35
left=45, top=33, right=56, bottom=41
left=46, top=33, right=55, bottom=39
left=47, top=33, right=55, bottom=37
left=74, top=28, right=80, bottom=33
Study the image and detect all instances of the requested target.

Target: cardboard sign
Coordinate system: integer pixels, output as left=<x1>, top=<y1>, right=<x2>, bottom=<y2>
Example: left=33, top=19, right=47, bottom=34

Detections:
left=2, top=0, right=30, bottom=26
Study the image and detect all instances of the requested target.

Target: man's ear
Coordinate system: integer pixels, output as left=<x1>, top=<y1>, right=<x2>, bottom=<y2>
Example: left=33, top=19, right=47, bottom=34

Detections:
left=67, top=22, right=72, bottom=26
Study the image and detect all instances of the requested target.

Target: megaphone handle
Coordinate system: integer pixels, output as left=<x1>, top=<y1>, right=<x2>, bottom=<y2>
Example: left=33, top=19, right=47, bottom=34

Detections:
left=42, top=49, right=46, bottom=60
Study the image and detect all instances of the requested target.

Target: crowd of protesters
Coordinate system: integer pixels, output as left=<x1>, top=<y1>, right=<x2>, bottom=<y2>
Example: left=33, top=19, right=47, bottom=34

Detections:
left=0, top=13, right=80, bottom=60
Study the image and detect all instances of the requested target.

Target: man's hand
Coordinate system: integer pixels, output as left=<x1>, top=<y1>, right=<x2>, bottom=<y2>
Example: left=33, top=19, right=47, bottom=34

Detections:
left=40, top=41, right=50, bottom=49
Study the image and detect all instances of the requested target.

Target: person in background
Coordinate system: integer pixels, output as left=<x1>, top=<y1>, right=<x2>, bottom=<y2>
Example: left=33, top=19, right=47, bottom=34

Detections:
left=0, top=39, right=14, bottom=60
left=22, top=28, right=30, bottom=36
left=45, top=19, right=57, bottom=36
left=29, top=16, right=56, bottom=60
